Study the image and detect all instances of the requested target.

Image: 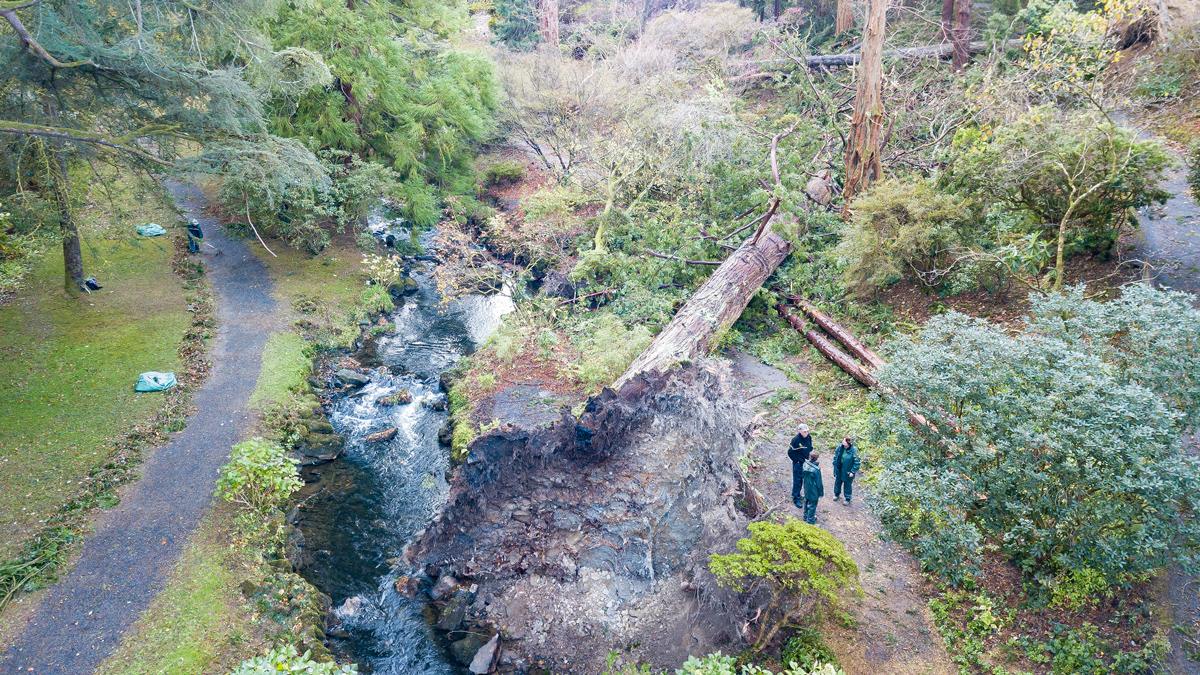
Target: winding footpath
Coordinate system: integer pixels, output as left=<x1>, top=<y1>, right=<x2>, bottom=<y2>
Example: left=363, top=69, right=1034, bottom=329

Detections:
left=0, top=182, right=276, bottom=674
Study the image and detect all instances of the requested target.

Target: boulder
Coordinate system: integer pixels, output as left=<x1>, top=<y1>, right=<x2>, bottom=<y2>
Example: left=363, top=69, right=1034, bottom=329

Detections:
left=469, top=634, right=500, bottom=674
left=423, top=396, right=448, bottom=411
left=539, top=271, right=576, bottom=300
left=377, top=389, right=413, bottom=406
left=436, top=593, right=468, bottom=632
left=335, top=369, right=370, bottom=388
left=305, top=419, right=335, bottom=435
left=429, top=573, right=459, bottom=601
left=365, top=427, right=398, bottom=443
left=450, top=634, right=491, bottom=667
left=297, top=432, right=342, bottom=465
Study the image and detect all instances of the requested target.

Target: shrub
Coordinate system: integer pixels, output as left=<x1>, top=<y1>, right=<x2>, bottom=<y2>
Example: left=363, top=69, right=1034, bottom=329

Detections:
left=492, top=0, right=539, bottom=50
left=781, top=627, right=839, bottom=670
left=871, top=285, right=1200, bottom=587
left=709, top=519, right=858, bottom=651
left=215, top=438, right=302, bottom=540
left=483, top=160, right=525, bottom=186
left=230, top=644, right=356, bottom=674
left=1189, top=141, right=1200, bottom=198
left=677, top=652, right=845, bottom=675
left=837, top=177, right=974, bottom=296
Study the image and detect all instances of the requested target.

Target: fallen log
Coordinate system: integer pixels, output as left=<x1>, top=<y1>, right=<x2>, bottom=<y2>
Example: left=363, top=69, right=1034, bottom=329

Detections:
left=789, top=297, right=885, bottom=369
left=734, top=39, right=1022, bottom=81
left=613, top=230, right=792, bottom=388
left=776, top=304, right=879, bottom=388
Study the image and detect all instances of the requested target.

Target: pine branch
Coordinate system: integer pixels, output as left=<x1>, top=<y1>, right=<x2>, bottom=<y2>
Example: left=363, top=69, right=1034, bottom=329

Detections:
left=1, top=6, right=95, bottom=69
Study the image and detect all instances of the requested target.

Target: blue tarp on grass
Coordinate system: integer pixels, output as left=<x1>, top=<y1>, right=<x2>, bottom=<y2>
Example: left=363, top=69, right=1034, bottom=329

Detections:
left=134, top=371, right=176, bottom=392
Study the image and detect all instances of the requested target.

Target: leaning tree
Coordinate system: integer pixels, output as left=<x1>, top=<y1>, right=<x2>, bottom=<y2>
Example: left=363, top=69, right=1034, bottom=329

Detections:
left=0, top=0, right=323, bottom=290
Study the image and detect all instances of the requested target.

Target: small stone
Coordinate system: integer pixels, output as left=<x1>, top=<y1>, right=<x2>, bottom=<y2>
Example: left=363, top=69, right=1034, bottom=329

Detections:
left=430, top=574, right=459, bottom=601
left=365, top=427, right=398, bottom=443
left=335, top=369, right=370, bottom=388
left=423, top=396, right=448, bottom=411
left=469, top=634, right=499, bottom=674
left=437, top=422, right=453, bottom=447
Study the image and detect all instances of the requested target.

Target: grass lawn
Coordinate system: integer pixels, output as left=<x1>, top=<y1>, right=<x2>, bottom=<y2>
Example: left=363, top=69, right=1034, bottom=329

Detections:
left=249, top=331, right=311, bottom=410
left=252, top=234, right=373, bottom=347
left=95, top=507, right=262, bottom=675
left=0, top=237, right=189, bottom=559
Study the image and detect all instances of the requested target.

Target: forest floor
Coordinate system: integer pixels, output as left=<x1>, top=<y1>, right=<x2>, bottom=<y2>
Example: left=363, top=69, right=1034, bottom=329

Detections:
left=0, top=181, right=283, bottom=674
left=729, top=351, right=953, bottom=675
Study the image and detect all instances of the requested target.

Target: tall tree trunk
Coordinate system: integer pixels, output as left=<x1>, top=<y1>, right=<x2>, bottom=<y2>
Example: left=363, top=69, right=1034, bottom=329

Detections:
left=951, top=0, right=971, bottom=71
left=538, top=0, right=559, bottom=46
left=835, top=0, right=854, bottom=34
left=840, top=0, right=887, bottom=216
left=774, top=0, right=782, bottom=20
left=36, top=139, right=84, bottom=289
left=614, top=231, right=792, bottom=388
left=48, top=145, right=84, bottom=290
left=940, top=0, right=955, bottom=41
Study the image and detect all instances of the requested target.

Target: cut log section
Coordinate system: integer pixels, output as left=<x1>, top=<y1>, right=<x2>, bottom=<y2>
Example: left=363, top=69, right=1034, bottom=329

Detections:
left=789, top=297, right=885, bottom=369
left=776, top=304, right=879, bottom=388
left=613, top=230, right=792, bottom=389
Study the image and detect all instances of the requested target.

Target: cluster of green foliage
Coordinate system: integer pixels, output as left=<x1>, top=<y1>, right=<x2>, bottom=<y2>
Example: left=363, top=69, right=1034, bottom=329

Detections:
left=709, top=519, right=858, bottom=651
left=266, top=0, right=498, bottom=228
left=871, top=284, right=1200, bottom=587
left=1190, top=141, right=1200, bottom=198
left=780, top=627, right=840, bottom=671
left=570, top=313, right=653, bottom=392
left=491, top=0, right=540, bottom=50
left=483, top=160, right=527, bottom=187
left=215, top=438, right=303, bottom=545
left=677, top=653, right=844, bottom=675
left=1014, top=622, right=1168, bottom=674
left=230, top=644, right=356, bottom=674
left=928, top=589, right=1015, bottom=672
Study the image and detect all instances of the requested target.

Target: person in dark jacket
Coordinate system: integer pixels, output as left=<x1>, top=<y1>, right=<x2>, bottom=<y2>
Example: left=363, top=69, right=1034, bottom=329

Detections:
left=788, top=423, right=814, bottom=507
left=832, top=436, right=861, bottom=505
left=802, top=452, right=824, bottom=524
left=186, top=218, right=204, bottom=254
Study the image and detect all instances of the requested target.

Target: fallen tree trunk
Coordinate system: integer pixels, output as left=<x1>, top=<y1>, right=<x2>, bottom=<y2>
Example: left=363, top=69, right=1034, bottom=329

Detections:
left=614, top=231, right=792, bottom=388
left=735, top=39, right=1022, bottom=80
left=776, top=304, right=879, bottom=388
left=789, top=297, right=885, bottom=369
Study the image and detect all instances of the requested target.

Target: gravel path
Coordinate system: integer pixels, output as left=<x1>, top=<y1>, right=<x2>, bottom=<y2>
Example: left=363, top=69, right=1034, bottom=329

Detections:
left=729, top=352, right=953, bottom=675
left=0, top=182, right=276, bottom=674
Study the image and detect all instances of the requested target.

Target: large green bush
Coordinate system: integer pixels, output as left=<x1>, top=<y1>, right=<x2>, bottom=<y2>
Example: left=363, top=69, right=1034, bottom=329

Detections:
left=871, top=284, right=1200, bottom=587
left=677, top=652, right=844, bottom=675
left=837, top=177, right=975, bottom=296
left=215, top=438, right=303, bottom=541
left=946, top=108, right=1169, bottom=269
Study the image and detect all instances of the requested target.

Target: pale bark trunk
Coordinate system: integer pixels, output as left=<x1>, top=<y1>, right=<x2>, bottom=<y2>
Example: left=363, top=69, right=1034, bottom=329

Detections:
left=538, top=0, right=559, bottom=46
left=841, top=0, right=887, bottom=216
left=835, top=0, right=855, bottom=34
left=614, top=231, right=792, bottom=388
left=951, top=0, right=971, bottom=71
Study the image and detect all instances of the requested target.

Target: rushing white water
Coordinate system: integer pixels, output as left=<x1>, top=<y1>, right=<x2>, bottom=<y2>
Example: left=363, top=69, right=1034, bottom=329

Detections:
left=295, top=230, right=513, bottom=673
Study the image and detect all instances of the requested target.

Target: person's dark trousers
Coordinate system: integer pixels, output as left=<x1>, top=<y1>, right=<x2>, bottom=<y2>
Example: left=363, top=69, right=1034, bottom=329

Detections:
left=803, top=498, right=819, bottom=524
left=187, top=234, right=200, bottom=253
left=791, top=462, right=805, bottom=505
left=834, top=473, right=854, bottom=503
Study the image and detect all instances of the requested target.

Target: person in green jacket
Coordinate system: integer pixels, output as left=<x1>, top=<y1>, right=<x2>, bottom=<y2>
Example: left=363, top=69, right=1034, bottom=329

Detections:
left=802, top=452, right=824, bottom=525
left=832, top=436, right=861, bottom=505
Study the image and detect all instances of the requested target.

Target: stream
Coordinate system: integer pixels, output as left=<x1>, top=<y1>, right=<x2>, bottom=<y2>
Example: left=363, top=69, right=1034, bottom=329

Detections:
left=294, top=227, right=513, bottom=673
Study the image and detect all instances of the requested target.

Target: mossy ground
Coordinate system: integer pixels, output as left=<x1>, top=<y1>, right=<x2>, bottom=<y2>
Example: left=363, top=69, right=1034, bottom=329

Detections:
left=250, top=331, right=311, bottom=411
left=0, top=236, right=189, bottom=560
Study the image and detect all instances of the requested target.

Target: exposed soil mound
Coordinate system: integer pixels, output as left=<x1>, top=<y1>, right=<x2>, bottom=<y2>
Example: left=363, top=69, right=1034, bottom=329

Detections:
left=410, top=363, right=759, bottom=672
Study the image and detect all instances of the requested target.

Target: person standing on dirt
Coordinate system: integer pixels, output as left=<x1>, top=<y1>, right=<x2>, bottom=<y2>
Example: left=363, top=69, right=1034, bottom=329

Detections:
left=186, top=218, right=204, bottom=254
left=833, top=436, right=861, bottom=505
left=802, top=451, right=824, bottom=525
left=788, top=423, right=814, bottom=508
